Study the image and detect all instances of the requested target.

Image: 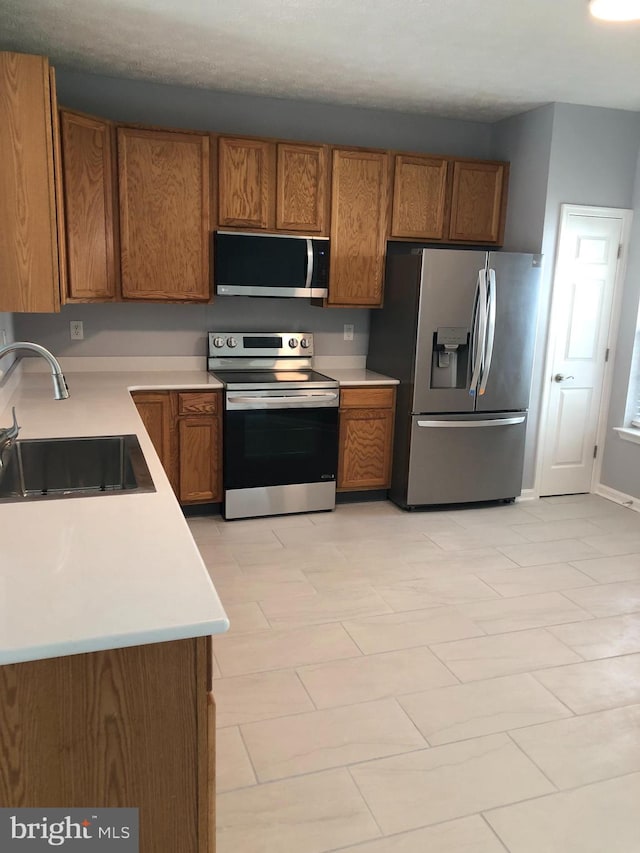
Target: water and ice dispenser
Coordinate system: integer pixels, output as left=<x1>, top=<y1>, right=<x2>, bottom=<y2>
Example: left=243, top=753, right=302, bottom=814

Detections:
left=430, top=326, right=470, bottom=389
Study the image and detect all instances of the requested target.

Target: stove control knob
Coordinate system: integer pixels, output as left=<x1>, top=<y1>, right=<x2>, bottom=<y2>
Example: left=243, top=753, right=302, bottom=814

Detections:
left=226, top=336, right=238, bottom=348
left=300, top=337, right=311, bottom=349
left=213, top=336, right=226, bottom=348
left=288, top=337, right=298, bottom=349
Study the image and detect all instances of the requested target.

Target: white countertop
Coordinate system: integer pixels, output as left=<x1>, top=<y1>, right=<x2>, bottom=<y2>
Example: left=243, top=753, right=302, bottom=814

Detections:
left=0, top=369, right=228, bottom=666
left=321, top=368, right=399, bottom=386
left=0, top=361, right=398, bottom=666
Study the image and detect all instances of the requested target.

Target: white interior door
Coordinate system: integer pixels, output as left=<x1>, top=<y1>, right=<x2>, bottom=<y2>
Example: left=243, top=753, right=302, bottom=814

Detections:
left=539, top=209, right=624, bottom=496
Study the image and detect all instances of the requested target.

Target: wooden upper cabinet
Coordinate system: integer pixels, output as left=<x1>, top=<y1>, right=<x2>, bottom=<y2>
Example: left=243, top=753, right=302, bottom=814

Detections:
left=390, top=154, right=448, bottom=240
left=217, top=136, right=274, bottom=229
left=276, top=143, right=328, bottom=233
left=0, top=52, right=62, bottom=312
left=118, top=127, right=210, bottom=301
left=60, top=110, right=118, bottom=301
left=328, top=148, right=390, bottom=307
left=448, top=160, right=507, bottom=244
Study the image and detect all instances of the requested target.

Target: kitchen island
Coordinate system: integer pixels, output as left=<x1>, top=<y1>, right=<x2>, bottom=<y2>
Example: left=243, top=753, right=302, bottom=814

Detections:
left=0, top=366, right=229, bottom=853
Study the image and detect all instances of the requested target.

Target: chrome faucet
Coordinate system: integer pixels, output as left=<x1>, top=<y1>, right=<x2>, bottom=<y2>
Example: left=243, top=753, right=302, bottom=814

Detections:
left=0, top=342, right=70, bottom=463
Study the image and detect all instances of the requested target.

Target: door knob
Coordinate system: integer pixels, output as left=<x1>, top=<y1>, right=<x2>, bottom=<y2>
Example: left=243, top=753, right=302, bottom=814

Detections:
left=554, top=374, right=575, bottom=382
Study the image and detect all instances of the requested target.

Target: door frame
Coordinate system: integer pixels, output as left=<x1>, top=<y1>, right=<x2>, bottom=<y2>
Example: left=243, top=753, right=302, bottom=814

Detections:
left=533, top=204, right=632, bottom=498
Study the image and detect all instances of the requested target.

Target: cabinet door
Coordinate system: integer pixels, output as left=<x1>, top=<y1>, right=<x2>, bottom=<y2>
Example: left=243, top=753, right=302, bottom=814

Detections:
left=118, top=127, right=210, bottom=301
left=338, top=386, right=395, bottom=491
left=391, top=154, right=448, bottom=240
left=0, top=52, right=61, bottom=312
left=217, top=137, right=274, bottom=229
left=60, top=110, right=118, bottom=301
left=448, top=160, right=507, bottom=244
left=276, top=143, right=328, bottom=233
left=338, top=407, right=395, bottom=490
left=131, top=391, right=172, bottom=473
left=0, top=639, right=204, bottom=853
left=328, top=149, right=390, bottom=307
left=178, top=416, right=221, bottom=503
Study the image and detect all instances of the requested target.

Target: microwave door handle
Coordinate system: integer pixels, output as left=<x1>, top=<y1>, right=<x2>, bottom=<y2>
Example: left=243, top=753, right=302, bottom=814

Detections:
left=305, top=239, right=314, bottom=289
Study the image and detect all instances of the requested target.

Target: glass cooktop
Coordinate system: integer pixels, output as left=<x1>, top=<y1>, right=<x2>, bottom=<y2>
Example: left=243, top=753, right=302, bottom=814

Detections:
left=211, top=369, right=337, bottom=390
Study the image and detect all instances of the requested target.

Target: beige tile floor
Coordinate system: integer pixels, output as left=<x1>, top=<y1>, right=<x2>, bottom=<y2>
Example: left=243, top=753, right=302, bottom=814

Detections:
left=187, top=493, right=640, bottom=853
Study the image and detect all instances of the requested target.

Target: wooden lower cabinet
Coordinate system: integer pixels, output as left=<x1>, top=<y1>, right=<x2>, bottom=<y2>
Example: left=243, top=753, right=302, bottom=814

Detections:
left=132, top=390, right=222, bottom=505
left=178, top=417, right=221, bottom=503
left=0, top=637, right=216, bottom=853
left=338, top=386, right=396, bottom=491
left=131, top=391, right=172, bottom=474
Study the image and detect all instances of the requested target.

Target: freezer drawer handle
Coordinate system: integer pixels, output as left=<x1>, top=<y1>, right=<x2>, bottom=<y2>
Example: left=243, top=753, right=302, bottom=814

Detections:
left=417, top=417, right=526, bottom=428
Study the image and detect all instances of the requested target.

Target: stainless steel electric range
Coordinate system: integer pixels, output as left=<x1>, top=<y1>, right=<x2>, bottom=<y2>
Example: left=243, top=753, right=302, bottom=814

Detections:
left=208, top=332, right=339, bottom=520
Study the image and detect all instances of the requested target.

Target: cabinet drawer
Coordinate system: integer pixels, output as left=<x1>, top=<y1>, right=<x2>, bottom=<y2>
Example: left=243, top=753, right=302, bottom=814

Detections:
left=340, top=386, right=395, bottom=410
left=178, top=392, right=219, bottom=415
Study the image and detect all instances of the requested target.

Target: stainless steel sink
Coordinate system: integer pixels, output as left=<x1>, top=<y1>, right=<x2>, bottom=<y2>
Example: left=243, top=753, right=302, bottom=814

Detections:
left=0, top=434, right=155, bottom=502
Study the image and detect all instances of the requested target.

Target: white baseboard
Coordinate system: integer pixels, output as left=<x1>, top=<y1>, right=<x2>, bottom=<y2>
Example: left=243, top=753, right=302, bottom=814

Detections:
left=516, top=488, right=538, bottom=502
left=594, top=483, right=640, bottom=513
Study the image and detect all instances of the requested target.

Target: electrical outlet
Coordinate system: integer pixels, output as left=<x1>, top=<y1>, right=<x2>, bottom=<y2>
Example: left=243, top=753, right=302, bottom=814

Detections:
left=70, top=321, right=84, bottom=341
left=343, top=324, right=354, bottom=342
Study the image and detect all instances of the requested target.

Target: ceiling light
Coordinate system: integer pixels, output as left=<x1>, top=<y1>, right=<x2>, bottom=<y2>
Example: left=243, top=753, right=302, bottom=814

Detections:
left=589, top=0, right=640, bottom=20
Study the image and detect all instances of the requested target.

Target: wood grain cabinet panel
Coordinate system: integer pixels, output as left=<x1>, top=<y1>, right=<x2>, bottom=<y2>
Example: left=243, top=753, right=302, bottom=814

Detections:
left=60, top=110, right=118, bottom=301
left=0, top=51, right=61, bottom=312
left=118, top=127, right=210, bottom=301
left=328, top=148, right=390, bottom=307
left=131, top=391, right=172, bottom=475
left=391, top=154, right=448, bottom=240
left=217, top=136, right=274, bottom=229
left=178, top=416, right=221, bottom=504
left=448, top=160, right=507, bottom=244
left=338, top=386, right=396, bottom=491
left=276, top=142, right=328, bottom=233
left=0, top=637, right=215, bottom=853
left=132, top=391, right=222, bottom=506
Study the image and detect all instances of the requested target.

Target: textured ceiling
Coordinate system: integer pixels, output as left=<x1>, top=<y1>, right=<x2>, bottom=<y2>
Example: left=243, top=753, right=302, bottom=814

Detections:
left=1, top=0, right=640, bottom=121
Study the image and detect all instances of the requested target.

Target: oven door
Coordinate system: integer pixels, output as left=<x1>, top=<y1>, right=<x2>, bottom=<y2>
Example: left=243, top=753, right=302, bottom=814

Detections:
left=224, top=392, right=339, bottom=491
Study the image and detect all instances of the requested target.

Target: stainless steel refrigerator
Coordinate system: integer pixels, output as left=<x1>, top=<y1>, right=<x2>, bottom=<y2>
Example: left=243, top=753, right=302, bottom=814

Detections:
left=367, top=249, right=542, bottom=508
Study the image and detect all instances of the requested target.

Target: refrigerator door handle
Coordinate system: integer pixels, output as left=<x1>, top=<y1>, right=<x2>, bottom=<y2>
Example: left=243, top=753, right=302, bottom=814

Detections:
left=469, top=268, right=487, bottom=396
left=417, top=417, right=526, bottom=428
left=478, top=267, right=497, bottom=396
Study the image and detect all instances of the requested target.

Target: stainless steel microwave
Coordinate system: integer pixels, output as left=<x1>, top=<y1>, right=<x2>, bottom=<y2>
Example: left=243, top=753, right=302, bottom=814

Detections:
left=214, top=231, right=329, bottom=298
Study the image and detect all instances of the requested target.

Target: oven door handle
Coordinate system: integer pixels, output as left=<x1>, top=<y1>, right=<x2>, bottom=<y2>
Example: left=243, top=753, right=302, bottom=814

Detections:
left=226, top=392, right=339, bottom=409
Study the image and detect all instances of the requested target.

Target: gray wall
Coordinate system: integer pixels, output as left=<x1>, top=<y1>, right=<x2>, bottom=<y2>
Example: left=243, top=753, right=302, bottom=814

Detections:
left=491, top=103, right=640, bottom=492
left=13, top=300, right=369, bottom=359
left=491, top=104, right=554, bottom=255
left=531, top=104, right=640, bottom=492
left=55, top=68, right=492, bottom=156
left=491, top=105, right=554, bottom=490
left=600, top=146, right=640, bottom=498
